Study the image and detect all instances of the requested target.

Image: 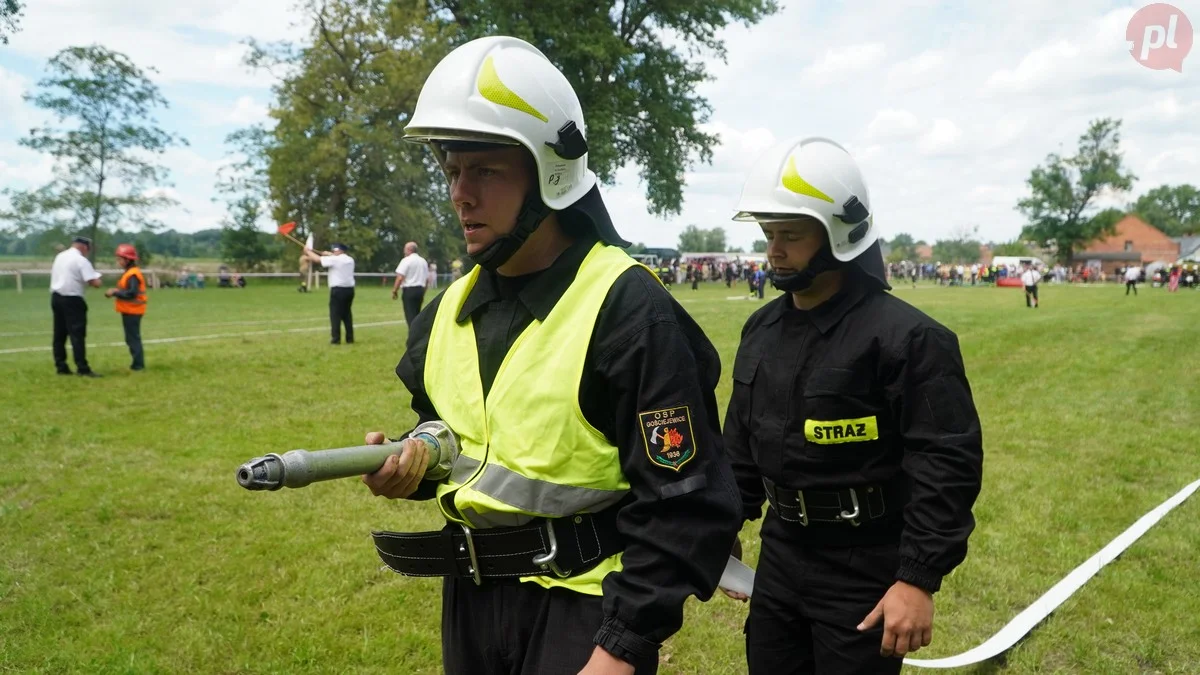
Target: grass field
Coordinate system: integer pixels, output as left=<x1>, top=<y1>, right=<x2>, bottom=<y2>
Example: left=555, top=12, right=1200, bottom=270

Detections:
left=1, top=280, right=1197, bottom=674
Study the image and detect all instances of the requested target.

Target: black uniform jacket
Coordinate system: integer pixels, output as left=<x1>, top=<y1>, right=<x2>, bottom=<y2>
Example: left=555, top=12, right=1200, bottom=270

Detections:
left=723, top=278, right=984, bottom=593
left=396, top=236, right=743, bottom=662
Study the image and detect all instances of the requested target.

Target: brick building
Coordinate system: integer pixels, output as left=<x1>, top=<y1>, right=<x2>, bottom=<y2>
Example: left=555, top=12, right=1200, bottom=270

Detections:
left=1072, top=215, right=1180, bottom=275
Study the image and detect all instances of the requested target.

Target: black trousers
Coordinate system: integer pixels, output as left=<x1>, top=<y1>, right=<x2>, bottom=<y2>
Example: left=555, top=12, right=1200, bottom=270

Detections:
left=51, top=293, right=91, bottom=374
left=745, top=514, right=904, bottom=675
left=329, top=286, right=354, bottom=343
left=441, top=577, right=658, bottom=675
left=1024, top=284, right=1038, bottom=307
left=1126, top=280, right=1137, bottom=295
left=122, top=313, right=144, bottom=369
left=401, top=286, right=425, bottom=327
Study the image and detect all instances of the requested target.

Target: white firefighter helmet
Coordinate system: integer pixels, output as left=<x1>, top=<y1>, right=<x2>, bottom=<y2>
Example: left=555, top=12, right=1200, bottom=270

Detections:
left=404, top=36, right=595, bottom=211
left=733, top=137, right=876, bottom=262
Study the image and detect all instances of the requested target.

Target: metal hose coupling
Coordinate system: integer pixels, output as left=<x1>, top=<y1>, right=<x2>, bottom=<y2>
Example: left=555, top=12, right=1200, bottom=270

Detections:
left=236, top=420, right=461, bottom=490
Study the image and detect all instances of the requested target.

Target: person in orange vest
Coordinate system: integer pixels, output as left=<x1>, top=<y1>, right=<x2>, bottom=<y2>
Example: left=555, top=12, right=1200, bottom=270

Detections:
left=104, top=243, right=147, bottom=371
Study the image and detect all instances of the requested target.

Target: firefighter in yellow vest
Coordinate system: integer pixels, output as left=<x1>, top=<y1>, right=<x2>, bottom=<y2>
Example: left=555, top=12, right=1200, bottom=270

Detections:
left=358, top=36, right=742, bottom=674
left=104, top=243, right=146, bottom=371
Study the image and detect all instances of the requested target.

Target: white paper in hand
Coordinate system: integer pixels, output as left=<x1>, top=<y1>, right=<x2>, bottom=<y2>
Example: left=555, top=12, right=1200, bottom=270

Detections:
left=719, top=555, right=756, bottom=597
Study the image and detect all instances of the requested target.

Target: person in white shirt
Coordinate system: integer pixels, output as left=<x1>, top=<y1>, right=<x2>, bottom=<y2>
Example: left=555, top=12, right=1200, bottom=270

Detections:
left=302, top=242, right=356, bottom=344
left=1124, top=265, right=1141, bottom=296
left=1020, top=262, right=1042, bottom=308
left=50, top=236, right=104, bottom=376
left=391, top=241, right=429, bottom=327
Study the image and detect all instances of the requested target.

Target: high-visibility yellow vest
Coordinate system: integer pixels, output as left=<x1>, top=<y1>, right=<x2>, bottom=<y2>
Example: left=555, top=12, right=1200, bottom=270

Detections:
left=115, top=267, right=147, bottom=315
left=425, top=242, right=649, bottom=595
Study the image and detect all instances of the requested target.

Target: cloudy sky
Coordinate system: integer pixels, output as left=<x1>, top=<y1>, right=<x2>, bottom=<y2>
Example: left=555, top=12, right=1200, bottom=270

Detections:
left=1, top=0, right=1197, bottom=251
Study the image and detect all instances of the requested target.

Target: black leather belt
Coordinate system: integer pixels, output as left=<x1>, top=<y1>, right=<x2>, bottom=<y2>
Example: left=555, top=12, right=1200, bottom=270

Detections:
left=763, top=478, right=892, bottom=526
left=371, top=509, right=623, bottom=584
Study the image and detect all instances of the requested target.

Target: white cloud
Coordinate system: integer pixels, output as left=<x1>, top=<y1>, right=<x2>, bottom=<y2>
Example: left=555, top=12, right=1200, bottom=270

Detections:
left=983, top=40, right=1085, bottom=95
left=918, top=119, right=964, bottom=156
left=4, top=0, right=1200, bottom=251
left=223, top=96, right=270, bottom=126
left=0, top=66, right=35, bottom=132
left=865, top=109, right=923, bottom=143
left=159, top=147, right=232, bottom=182
left=979, top=8, right=1149, bottom=98
left=695, top=122, right=776, bottom=174
left=0, top=141, right=55, bottom=186
left=4, top=0, right=302, bottom=88
left=1125, top=90, right=1200, bottom=133
left=1145, top=146, right=1200, bottom=177
left=885, top=49, right=948, bottom=92
left=801, top=43, right=887, bottom=86
left=149, top=185, right=229, bottom=232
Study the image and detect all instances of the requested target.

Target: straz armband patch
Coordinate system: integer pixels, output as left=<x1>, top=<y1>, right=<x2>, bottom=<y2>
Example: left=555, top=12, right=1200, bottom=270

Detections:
left=804, top=416, right=879, bottom=444
left=639, top=406, right=697, bottom=471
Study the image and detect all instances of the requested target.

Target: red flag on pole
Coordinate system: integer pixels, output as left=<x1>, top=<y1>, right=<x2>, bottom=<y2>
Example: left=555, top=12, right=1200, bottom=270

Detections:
left=278, top=222, right=296, bottom=236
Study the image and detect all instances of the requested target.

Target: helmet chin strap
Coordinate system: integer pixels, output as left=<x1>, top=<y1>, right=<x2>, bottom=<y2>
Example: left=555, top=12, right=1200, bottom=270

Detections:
left=771, top=245, right=841, bottom=293
left=469, top=193, right=553, bottom=272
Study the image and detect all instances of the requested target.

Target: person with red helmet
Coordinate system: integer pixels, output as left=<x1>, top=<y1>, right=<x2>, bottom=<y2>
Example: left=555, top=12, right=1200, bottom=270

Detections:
left=105, top=243, right=147, bottom=371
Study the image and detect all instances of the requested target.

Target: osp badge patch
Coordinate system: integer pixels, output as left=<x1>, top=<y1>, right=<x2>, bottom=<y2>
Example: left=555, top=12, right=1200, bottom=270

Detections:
left=639, top=406, right=696, bottom=471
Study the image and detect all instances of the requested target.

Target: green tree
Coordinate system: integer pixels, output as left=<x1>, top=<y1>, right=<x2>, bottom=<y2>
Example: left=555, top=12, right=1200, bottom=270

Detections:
left=752, top=239, right=767, bottom=253
left=678, top=225, right=706, bottom=252
left=678, top=225, right=727, bottom=252
left=214, top=126, right=274, bottom=272
left=133, top=236, right=153, bottom=265
left=432, top=0, right=778, bottom=216
left=990, top=239, right=1031, bottom=257
left=1, top=0, right=22, bottom=44
left=705, top=227, right=727, bottom=252
left=0, top=46, right=186, bottom=261
left=727, top=245, right=744, bottom=253
left=245, top=0, right=456, bottom=271
left=886, top=233, right=917, bottom=262
left=932, top=225, right=982, bottom=263
left=221, top=198, right=271, bottom=271
left=1131, top=184, right=1200, bottom=236
left=1017, top=118, right=1136, bottom=264
left=932, top=241, right=982, bottom=263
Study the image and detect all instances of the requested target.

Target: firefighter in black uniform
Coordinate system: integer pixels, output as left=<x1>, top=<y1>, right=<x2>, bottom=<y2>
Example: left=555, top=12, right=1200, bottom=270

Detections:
left=721, top=137, right=984, bottom=674
left=358, top=36, right=742, bottom=675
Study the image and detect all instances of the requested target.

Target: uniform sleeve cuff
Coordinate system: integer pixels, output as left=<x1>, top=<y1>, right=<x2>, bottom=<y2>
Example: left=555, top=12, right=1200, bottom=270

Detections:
left=593, top=616, right=660, bottom=665
left=896, top=558, right=943, bottom=594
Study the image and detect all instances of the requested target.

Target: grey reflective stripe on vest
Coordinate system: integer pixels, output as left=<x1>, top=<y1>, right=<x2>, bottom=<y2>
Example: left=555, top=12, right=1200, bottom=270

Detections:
left=467, top=462, right=628, bottom=522
left=449, top=455, right=482, bottom=485
left=459, top=506, right=531, bottom=528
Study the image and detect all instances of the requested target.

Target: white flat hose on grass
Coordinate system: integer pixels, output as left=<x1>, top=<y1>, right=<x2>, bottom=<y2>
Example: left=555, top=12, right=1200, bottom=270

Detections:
left=719, top=556, right=756, bottom=596
left=716, top=478, right=1200, bottom=669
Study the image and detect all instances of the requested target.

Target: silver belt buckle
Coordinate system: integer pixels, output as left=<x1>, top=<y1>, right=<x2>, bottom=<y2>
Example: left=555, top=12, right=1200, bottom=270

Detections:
left=531, top=520, right=573, bottom=578
left=766, top=479, right=808, bottom=526
left=837, top=488, right=861, bottom=527
left=459, top=524, right=482, bottom=585
left=793, top=488, right=809, bottom=526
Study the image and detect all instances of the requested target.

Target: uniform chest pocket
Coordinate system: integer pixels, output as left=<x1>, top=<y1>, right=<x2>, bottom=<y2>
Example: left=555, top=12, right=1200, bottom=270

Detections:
left=731, top=350, right=763, bottom=439
left=803, top=367, right=870, bottom=397
left=732, top=350, right=760, bottom=385
left=802, top=367, right=882, bottom=449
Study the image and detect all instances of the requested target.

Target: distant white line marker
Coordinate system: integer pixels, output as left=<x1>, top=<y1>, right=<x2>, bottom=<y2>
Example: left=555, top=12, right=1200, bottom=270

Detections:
left=0, top=320, right=407, bottom=355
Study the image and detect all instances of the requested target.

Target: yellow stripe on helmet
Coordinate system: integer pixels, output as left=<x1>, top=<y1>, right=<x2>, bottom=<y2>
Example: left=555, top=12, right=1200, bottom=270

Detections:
left=781, top=155, right=834, bottom=203
left=476, top=56, right=549, bottom=123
